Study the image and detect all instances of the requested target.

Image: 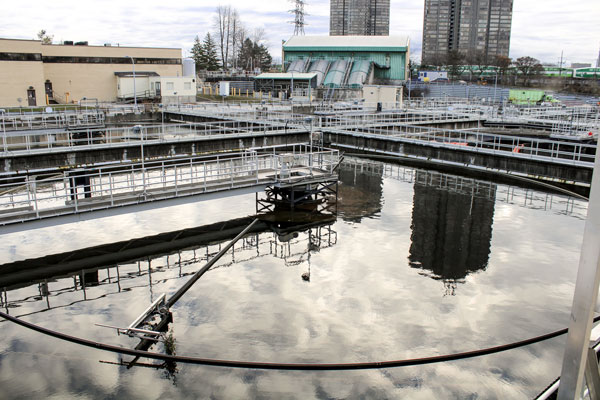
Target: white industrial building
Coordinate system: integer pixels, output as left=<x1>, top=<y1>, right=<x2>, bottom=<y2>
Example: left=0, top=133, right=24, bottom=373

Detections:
left=116, top=72, right=196, bottom=104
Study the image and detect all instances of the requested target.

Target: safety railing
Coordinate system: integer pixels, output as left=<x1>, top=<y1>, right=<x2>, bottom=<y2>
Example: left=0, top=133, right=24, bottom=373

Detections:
left=100, top=104, right=146, bottom=116
left=166, top=105, right=316, bottom=128
left=320, top=110, right=481, bottom=128
left=403, top=97, right=479, bottom=109
left=0, top=110, right=105, bottom=132
left=0, top=120, right=305, bottom=155
left=0, top=147, right=340, bottom=225
left=488, top=106, right=600, bottom=133
left=334, top=124, right=596, bottom=166
left=197, top=70, right=259, bottom=79
left=163, top=101, right=292, bottom=114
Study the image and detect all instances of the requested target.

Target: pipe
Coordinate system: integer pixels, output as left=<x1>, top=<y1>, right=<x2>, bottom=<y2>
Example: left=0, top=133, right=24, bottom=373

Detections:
left=1, top=310, right=599, bottom=371
left=165, top=218, right=259, bottom=308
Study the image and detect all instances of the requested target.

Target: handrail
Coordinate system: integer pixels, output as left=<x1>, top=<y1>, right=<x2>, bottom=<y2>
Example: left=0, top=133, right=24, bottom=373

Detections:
left=327, top=124, right=596, bottom=167
left=0, top=110, right=105, bottom=132
left=0, top=119, right=306, bottom=155
left=0, top=147, right=340, bottom=225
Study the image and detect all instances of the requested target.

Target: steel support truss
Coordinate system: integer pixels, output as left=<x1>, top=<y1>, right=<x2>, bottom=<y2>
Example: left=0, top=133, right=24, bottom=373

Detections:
left=256, top=180, right=338, bottom=214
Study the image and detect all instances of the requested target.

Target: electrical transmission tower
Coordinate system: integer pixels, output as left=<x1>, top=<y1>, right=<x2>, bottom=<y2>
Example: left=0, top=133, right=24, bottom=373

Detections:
left=289, top=0, right=307, bottom=36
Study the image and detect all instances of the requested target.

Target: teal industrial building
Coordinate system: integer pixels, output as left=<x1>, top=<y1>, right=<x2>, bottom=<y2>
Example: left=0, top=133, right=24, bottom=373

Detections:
left=280, top=35, right=410, bottom=87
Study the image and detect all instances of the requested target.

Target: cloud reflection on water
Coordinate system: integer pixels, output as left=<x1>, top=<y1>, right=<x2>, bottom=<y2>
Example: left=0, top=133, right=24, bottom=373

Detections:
left=0, top=159, right=588, bottom=399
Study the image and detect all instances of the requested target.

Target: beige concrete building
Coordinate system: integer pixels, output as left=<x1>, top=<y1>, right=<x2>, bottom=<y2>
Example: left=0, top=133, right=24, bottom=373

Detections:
left=362, top=84, right=403, bottom=106
left=0, top=38, right=184, bottom=107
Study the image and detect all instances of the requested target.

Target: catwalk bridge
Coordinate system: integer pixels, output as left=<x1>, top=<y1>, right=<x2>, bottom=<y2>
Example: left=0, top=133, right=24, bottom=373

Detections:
left=0, top=145, right=340, bottom=233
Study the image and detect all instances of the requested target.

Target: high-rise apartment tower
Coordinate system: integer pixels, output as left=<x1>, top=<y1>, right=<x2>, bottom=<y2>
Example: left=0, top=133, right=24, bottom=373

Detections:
left=422, top=0, right=513, bottom=64
left=330, top=0, right=390, bottom=36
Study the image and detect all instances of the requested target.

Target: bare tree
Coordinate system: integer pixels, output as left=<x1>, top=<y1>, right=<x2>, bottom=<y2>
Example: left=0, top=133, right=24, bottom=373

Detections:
left=214, top=5, right=232, bottom=70
left=446, top=50, right=466, bottom=81
left=514, top=56, right=544, bottom=86
left=213, top=6, right=249, bottom=71
left=230, top=10, right=246, bottom=70
left=494, top=55, right=512, bottom=84
left=251, top=27, right=267, bottom=45
left=467, top=50, right=488, bottom=81
left=235, top=25, right=248, bottom=67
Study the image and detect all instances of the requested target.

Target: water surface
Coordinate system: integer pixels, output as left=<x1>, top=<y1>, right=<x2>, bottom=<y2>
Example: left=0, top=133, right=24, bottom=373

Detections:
left=0, top=158, right=588, bottom=399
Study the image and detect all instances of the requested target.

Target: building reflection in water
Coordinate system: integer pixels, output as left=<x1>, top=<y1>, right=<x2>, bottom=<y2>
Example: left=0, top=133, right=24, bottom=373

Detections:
left=409, top=170, right=497, bottom=295
left=337, top=161, right=384, bottom=222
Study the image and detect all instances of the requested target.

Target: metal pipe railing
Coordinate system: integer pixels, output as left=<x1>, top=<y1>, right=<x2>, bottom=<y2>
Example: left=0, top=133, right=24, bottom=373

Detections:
left=0, top=147, right=340, bottom=224
left=332, top=124, right=596, bottom=166
left=0, top=120, right=306, bottom=155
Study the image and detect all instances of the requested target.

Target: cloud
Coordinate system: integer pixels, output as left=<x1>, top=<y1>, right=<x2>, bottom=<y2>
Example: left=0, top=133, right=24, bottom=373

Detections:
left=0, top=159, right=587, bottom=399
left=0, top=1, right=598, bottom=70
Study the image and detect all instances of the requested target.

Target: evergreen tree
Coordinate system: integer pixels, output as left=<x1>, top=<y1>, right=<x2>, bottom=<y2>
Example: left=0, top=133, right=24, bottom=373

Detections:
left=237, top=38, right=255, bottom=70
left=190, top=35, right=206, bottom=71
left=256, top=43, right=272, bottom=71
left=202, top=33, right=220, bottom=71
left=236, top=38, right=272, bottom=72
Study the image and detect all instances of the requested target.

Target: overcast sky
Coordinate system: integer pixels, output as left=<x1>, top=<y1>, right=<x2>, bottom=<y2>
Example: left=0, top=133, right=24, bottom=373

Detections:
left=1, top=0, right=599, bottom=66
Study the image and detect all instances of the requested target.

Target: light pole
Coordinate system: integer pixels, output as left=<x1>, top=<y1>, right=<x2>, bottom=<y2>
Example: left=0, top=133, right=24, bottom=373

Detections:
left=133, top=124, right=147, bottom=198
left=290, top=71, right=294, bottom=102
left=493, top=69, right=498, bottom=105
left=305, top=116, right=313, bottom=168
left=0, top=108, right=6, bottom=152
left=125, top=56, right=137, bottom=108
left=160, top=104, right=164, bottom=136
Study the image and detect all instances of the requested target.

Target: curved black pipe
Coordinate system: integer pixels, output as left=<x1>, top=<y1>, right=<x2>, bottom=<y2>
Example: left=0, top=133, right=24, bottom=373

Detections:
left=2, top=310, right=597, bottom=371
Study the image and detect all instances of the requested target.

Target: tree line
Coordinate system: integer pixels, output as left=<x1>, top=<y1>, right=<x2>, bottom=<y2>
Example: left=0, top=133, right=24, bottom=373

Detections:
left=191, top=5, right=272, bottom=73
left=421, top=50, right=546, bottom=86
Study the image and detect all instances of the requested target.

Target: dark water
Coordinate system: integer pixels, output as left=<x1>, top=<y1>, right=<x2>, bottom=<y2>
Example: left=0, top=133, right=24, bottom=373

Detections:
left=0, top=158, right=588, bottom=399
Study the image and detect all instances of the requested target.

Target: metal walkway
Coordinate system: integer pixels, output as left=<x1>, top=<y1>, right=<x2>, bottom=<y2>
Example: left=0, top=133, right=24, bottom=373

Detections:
left=326, top=124, right=596, bottom=167
left=0, top=145, right=340, bottom=231
left=162, top=103, right=596, bottom=169
left=0, top=109, right=105, bottom=132
left=0, top=120, right=304, bottom=156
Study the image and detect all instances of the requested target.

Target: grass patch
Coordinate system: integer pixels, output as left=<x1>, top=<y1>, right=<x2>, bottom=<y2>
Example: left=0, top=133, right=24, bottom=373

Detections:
left=164, top=329, right=176, bottom=355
